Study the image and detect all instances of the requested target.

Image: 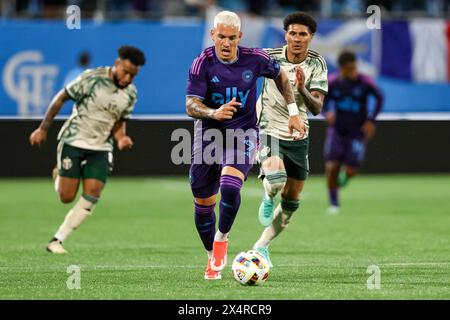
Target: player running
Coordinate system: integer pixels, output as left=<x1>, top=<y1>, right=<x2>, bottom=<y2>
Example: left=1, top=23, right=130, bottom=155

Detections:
left=186, top=11, right=305, bottom=280
left=323, top=50, right=383, bottom=214
left=252, top=12, right=327, bottom=266
left=29, top=46, right=146, bottom=253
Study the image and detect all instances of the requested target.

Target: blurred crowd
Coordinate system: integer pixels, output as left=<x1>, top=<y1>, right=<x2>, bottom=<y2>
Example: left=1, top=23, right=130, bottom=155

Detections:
left=1, top=0, right=449, bottom=19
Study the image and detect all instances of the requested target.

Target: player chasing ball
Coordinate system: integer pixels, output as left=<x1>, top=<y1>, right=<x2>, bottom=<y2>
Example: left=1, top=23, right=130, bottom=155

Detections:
left=29, top=45, right=146, bottom=253
left=323, top=50, right=383, bottom=214
left=186, top=11, right=306, bottom=280
left=252, top=12, right=328, bottom=266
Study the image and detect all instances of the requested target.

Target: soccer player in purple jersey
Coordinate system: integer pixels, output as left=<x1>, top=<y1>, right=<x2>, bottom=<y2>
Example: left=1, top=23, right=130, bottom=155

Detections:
left=323, top=51, right=384, bottom=214
left=186, top=11, right=306, bottom=280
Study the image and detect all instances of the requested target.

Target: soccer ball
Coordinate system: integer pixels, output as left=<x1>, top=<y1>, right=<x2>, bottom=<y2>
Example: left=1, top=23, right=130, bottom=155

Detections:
left=231, top=250, right=270, bottom=285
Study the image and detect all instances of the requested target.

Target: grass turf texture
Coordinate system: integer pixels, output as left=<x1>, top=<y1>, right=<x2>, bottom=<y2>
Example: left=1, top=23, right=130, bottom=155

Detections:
left=0, top=175, right=449, bottom=299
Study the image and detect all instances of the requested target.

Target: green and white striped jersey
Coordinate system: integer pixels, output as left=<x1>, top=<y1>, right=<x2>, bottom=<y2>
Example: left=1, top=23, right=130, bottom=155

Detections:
left=257, top=46, right=328, bottom=141
left=58, top=67, right=137, bottom=151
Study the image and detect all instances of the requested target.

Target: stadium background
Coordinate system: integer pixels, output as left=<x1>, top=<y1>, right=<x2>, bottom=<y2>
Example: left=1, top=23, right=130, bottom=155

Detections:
left=1, top=1, right=450, bottom=176
left=0, top=0, right=449, bottom=300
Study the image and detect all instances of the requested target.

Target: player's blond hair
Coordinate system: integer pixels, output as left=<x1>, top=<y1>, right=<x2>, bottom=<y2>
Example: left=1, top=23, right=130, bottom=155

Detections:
left=213, top=11, right=241, bottom=31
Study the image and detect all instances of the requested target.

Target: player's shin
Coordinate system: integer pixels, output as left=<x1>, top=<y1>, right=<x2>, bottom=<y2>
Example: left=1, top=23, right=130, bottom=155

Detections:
left=194, top=203, right=216, bottom=254
left=259, top=170, right=287, bottom=227
left=254, top=198, right=299, bottom=248
left=217, top=175, right=243, bottom=237
left=210, top=175, right=243, bottom=271
left=328, top=187, right=339, bottom=207
left=54, top=194, right=98, bottom=242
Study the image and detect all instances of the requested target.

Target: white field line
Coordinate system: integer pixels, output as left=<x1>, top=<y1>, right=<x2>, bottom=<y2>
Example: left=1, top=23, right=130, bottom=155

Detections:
left=379, top=262, right=450, bottom=267
left=0, top=262, right=449, bottom=272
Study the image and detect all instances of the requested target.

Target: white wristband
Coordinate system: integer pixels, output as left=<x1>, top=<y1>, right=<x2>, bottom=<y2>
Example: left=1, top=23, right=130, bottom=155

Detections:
left=287, top=103, right=299, bottom=116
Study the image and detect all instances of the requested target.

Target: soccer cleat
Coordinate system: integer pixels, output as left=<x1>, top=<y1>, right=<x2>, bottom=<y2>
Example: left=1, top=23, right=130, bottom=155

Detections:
left=204, top=258, right=221, bottom=280
left=258, top=197, right=274, bottom=227
left=326, top=205, right=341, bottom=215
left=255, top=246, right=273, bottom=268
left=46, top=240, right=68, bottom=254
left=210, top=240, right=228, bottom=272
left=338, top=169, right=349, bottom=187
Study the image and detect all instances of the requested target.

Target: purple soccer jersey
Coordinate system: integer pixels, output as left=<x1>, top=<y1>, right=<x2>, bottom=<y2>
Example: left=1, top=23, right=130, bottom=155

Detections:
left=323, top=73, right=383, bottom=138
left=187, top=46, right=281, bottom=198
left=186, top=46, right=280, bottom=131
left=323, top=73, right=383, bottom=167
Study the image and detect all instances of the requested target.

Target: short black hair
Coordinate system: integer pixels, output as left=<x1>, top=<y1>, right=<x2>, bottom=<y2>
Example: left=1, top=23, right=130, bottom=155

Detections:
left=118, top=45, right=146, bottom=66
left=337, top=50, right=357, bottom=66
left=283, top=12, right=317, bottom=34
left=78, top=51, right=91, bottom=67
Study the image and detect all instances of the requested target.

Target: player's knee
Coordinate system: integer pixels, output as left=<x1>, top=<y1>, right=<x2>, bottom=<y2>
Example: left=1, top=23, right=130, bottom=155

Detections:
left=195, top=196, right=216, bottom=206
left=326, top=161, right=340, bottom=175
left=263, top=169, right=287, bottom=197
left=281, top=187, right=301, bottom=202
left=83, top=187, right=103, bottom=199
left=58, top=191, right=76, bottom=204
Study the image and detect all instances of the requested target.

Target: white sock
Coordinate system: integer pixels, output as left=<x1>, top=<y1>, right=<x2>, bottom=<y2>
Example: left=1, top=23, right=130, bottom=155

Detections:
left=214, top=230, right=229, bottom=242
left=262, top=178, right=276, bottom=199
left=54, top=175, right=60, bottom=193
left=207, top=250, right=212, bottom=259
left=54, top=195, right=97, bottom=242
left=254, top=204, right=294, bottom=248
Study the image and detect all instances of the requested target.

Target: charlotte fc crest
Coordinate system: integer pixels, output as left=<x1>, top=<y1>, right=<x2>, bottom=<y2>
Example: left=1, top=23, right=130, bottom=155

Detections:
left=242, top=70, right=253, bottom=83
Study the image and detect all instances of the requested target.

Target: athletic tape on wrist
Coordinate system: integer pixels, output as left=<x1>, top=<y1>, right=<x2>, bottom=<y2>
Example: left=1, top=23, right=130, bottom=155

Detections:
left=287, top=103, right=299, bottom=116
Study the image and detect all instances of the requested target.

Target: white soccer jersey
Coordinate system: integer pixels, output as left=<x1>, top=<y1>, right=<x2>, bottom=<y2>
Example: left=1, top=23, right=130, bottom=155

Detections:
left=257, top=46, right=328, bottom=141
left=58, top=67, right=137, bottom=152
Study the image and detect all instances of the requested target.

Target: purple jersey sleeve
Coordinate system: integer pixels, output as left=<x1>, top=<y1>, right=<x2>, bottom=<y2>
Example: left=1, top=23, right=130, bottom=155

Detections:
left=186, top=54, right=209, bottom=99
left=322, top=73, right=338, bottom=113
left=361, top=75, right=384, bottom=121
left=253, top=48, right=280, bottom=79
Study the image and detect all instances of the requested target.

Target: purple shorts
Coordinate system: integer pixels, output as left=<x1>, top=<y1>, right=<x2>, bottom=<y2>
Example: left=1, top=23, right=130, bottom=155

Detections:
left=324, top=127, right=366, bottom=168
left=189, top=127, right=258, bottom=199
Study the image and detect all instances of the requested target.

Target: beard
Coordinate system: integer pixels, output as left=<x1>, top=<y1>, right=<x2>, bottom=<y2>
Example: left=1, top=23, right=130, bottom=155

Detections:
left=113, top=73, right=128, bottom=89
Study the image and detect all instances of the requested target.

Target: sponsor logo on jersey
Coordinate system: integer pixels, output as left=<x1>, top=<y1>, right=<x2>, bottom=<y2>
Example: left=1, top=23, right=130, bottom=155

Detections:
left=211, top=87, right=250, bottom=108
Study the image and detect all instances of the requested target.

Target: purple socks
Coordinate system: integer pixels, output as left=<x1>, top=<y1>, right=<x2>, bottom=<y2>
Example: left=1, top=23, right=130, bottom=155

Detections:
left=194, top=203, right=216, bottom=251
left=329, top=187, right=339, bottom=207
left=218, top=175, right=243, bottom=234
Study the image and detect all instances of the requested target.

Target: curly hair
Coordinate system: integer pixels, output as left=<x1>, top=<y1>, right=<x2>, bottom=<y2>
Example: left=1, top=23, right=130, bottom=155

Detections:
left=283, top=12, right=317, bottom=34
left=118, top=45, right=146, bottom=66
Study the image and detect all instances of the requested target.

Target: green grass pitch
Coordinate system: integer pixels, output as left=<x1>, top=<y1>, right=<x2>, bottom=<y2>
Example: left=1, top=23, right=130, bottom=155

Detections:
left=0, top=175, right=449, bottom=299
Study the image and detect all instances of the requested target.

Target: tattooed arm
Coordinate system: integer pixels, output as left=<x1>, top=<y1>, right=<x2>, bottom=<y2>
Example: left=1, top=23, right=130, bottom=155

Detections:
left=273, top=69, right=306, bottom=140
left=274, top=68, right=296, bottom=105
left=29, top=89, right=71, bottom=147
left=186, top=96, right=241, bottom=121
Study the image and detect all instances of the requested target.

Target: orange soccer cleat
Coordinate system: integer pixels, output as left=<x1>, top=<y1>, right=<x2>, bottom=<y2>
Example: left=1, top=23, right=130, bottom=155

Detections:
left=204, top=258, right=221, bottom=280
left=210, top=240, right=228, bottom=272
